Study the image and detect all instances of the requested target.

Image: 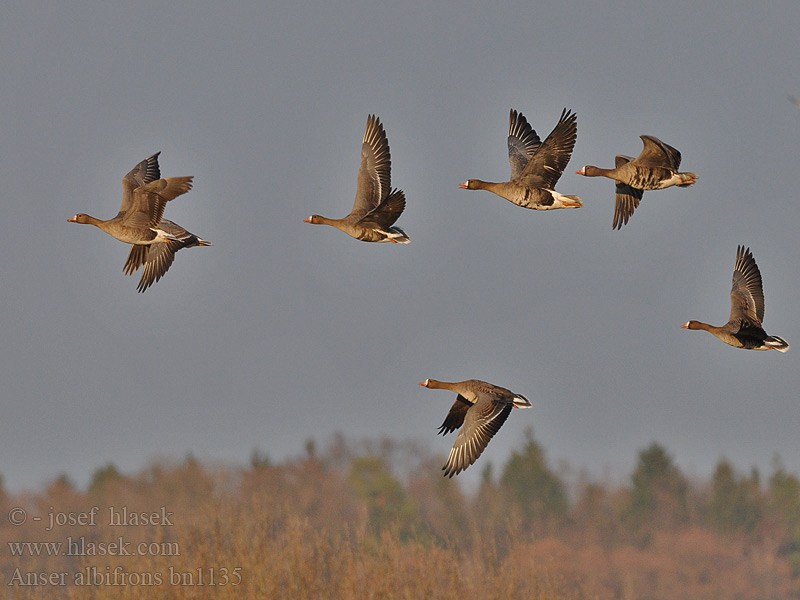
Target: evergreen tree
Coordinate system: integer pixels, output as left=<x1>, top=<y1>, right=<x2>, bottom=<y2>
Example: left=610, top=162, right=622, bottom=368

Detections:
left=499, top=428, right=567, bottom=525
left=88, top=463, right=121, bottom=493
left=709, top=459, right=762, bottom=534
left=768, top=456, right=800, bottom=574
left=348, top=455, right=416, bottom=536
left=628, top=443, right=688, bottom=528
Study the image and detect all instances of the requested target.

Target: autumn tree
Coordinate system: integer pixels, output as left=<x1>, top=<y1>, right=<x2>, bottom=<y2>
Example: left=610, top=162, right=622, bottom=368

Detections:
left=407, top=460, right=470, bottom=545
left=573, top=480, right=625, bottom=546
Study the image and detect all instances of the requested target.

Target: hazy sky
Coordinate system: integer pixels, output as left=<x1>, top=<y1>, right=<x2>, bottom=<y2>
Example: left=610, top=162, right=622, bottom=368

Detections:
left=2, top=1, right=799, bottom=491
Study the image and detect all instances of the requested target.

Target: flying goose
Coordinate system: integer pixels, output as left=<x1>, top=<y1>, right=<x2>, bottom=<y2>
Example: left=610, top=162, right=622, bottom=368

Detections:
left=682, top=246, right=789, bottom=352
left=69, top=152, right=209, bottom=291
left=305, top=115, right=409, bottom=243
left=576, top=135, right=698, bottom=229
left=419, top=378, right=532, bottom=477
left=458, top=108, right=582, bottom=210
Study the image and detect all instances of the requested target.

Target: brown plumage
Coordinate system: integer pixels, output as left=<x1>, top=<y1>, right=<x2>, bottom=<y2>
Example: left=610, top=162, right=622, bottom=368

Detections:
left=69, top=152, right=192, bottom=243
left=419, top=378, right=532, bottom=477
left=304, top=115, right=409, bottom=243
left=458, top=108, right=582, bottom=210
left=682, top=246, right=789, bottom=352
left=69, top=152, right=210, bottom=291
left=123, top=219, right=212, bottom=293
left=576, top=135, right=698, bottom=229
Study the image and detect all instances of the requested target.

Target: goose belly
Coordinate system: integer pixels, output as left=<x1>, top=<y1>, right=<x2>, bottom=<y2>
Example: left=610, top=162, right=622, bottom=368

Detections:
left=103, top=224, right=159, bottom=245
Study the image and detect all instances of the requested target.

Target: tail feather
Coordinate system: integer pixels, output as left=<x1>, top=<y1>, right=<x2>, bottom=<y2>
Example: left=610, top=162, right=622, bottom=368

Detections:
left=388, top=226, right=410, bottom=244
left=766, top=336, right=790, bottom=352
left=512, top=394, right=532, bottom=409
left=561, top=194, right=583, bottom=207
left=678, top=172, right=698, bottom=186
left=551, top=192, right=583, bottom=208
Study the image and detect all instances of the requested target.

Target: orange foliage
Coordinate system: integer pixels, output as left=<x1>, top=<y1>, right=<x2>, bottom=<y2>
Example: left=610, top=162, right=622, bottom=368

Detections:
left=1, top=439, right=800, bottom=599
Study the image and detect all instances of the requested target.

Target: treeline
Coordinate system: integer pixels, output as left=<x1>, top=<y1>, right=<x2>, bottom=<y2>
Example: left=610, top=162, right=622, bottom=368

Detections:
left=2, top=430, right=800, bottom=599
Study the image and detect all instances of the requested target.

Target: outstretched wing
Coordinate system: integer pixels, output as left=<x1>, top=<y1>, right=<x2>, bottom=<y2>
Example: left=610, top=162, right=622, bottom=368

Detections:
left=352, top=115, right=392, bottom=217
left=612, top=156, right=643, bottom=229
left=119, top=152, right=161, bottom=216
left=518, top=108, right=577, bottom=189
left=135, top=240, right=182, bottom=292
left=442, top=397, right=512, bottom=478
left=123, top=244, right=149, bottom=275
left=120, top=176, right=193, bottom=228
left=507, top=109, right=541, bottom=180
left=636, top=135, right=682, bottom=170
left=437, top=395, right=472, bottom=436
left=125, top=219, right=208, bottom=292
left=729, top=245, right=765, bottom=327
left=356, top=188, right=406, bottom=229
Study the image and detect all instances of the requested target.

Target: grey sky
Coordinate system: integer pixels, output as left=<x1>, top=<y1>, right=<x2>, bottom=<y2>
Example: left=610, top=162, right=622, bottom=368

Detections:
left=2, top=1, right=799, bottom=491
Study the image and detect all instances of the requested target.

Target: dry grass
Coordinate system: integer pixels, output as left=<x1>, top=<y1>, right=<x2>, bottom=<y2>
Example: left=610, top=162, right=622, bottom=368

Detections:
left=0, top=459, right=575, bottom=600
left=1, top=444, right=798, bottom=599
